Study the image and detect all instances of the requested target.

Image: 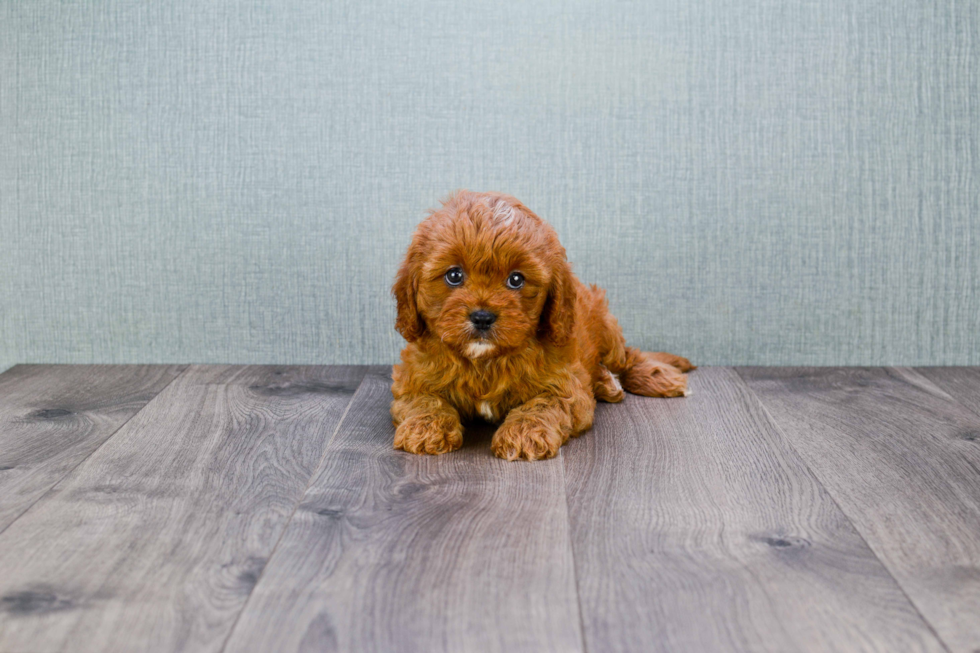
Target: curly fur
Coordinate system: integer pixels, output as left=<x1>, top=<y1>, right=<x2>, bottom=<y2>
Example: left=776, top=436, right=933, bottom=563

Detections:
left=391, top=190, right=694, bottom=461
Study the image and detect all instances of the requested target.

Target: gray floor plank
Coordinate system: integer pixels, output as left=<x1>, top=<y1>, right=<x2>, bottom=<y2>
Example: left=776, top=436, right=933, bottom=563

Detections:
left=739, top=366, right=980, bottom=653
left=0, top=364, right=186, bottom=533
left=916, top=367, right=980, bottom=419
left=223, top=367, right=583, bottom=653
left=0, top=365, right=365, bottom=653
left=563, top=367, right=945, bottom=653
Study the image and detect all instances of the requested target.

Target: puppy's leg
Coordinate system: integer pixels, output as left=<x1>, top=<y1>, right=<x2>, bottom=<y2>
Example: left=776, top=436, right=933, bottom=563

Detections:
left=593, top=366, right=625, bottom=403
left=492, top=394, right=578, bottom=461
left=619, top=348, right=689, bottom=397
left=391, top=394, right=463, bottom=455
left=648, top=351, right=696, bottom=372
left=593, top=299, right=693, bottom=394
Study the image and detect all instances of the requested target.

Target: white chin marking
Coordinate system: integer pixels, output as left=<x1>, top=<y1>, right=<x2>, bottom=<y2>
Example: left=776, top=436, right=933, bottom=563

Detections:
left=466, top=342, right=496, bottom=358
left=477, top=401, right=495, bottom=421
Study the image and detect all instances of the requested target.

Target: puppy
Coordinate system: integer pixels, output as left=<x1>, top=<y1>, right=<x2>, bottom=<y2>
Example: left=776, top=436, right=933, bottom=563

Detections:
left=391, top=190, right=694, bottom=461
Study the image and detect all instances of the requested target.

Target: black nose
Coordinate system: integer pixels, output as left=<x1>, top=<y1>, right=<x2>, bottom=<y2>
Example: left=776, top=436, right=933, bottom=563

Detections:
left=469, top=310, right=497, bottom=331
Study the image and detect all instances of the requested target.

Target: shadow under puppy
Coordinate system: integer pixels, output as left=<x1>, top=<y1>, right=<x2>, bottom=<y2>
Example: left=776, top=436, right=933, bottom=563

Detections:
left=391, top=190, right=694, bottom=461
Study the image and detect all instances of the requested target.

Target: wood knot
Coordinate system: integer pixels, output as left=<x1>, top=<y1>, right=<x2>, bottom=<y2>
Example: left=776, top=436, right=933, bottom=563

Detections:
left=1, top=589, right=73, bottom=615
left=248, top=382, right=355, bottom=397
left=750, top=533, right=811, bottom=549
left=237, top=557, right=266, bottom=590
left=394, top=482, right=429, bottom=499
left=29, top=408, right=73, bottom=420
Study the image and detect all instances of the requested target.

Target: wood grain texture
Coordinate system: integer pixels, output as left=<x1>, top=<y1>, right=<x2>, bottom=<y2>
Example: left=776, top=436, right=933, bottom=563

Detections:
left=563, top=367, right=945, bottom=653
left=739, top=366, right=980, bottom=653
left=0, top=364, right=186, bottom=532
left=916, top=368, right=980, bottom=419
left=0, top=365, right=365, bottom=653
left=223, top=367, right=583, bottom=653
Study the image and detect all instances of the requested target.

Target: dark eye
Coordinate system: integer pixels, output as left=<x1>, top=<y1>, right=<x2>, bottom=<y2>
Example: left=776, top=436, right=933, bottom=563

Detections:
left=506, top=272, right=525, bottom=290
left=445, top=267, right=464, bottom=286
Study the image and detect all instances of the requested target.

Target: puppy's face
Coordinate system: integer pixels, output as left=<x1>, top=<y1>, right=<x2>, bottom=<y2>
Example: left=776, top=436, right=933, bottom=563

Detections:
left=394, top=191, right=575, bottom=359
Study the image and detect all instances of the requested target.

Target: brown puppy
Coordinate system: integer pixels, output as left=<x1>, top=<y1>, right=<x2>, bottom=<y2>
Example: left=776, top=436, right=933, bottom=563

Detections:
left=391, top=190, right=694, bottom=461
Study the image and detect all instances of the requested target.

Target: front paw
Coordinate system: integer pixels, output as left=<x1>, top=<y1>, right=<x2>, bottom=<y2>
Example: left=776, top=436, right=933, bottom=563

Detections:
left=394, top=413, right=463, bottom=455
left=491, top=418, right=565, bottom=462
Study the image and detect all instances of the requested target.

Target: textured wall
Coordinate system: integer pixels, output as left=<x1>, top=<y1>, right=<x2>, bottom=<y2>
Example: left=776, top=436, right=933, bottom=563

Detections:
left=1, top=0, right=978, bottom=371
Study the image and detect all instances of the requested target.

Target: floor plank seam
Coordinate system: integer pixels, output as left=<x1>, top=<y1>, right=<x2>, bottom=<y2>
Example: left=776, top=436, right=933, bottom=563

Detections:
left=909, top=367, right=980, bottom=421
left=558, top=447, right=590, bottom=653
left=217, top=369, right=370, bottom=653
left=0, top=364, right=191, bottom=539
left=733, top=367, right=956, bottom=653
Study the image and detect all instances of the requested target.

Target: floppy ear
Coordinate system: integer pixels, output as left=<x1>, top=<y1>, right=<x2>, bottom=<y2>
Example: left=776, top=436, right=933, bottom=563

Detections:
left=538, top=260, right=577, bottom=346
left=392, top=247, right=426, bottom=342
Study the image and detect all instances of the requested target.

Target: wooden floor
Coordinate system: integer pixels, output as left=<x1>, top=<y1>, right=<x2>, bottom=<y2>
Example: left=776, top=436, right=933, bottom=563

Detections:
left=0, top=366, right=978, bottom=653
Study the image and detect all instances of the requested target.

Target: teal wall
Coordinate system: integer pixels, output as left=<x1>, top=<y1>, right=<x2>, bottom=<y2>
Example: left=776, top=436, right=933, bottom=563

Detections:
left=1, top=0, right=978, bottom=370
